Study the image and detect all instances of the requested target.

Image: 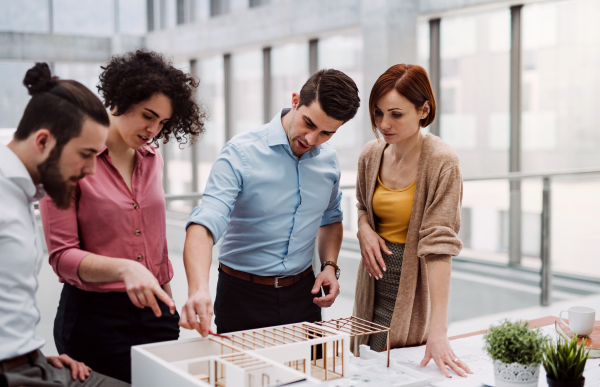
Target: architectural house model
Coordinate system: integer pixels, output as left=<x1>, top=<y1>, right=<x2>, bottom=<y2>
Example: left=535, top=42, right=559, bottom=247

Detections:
left=131, top=316, right=395, bottom=387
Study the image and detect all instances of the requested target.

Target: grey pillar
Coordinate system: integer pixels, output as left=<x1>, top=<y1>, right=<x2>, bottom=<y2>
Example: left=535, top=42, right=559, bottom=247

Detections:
left=48, top=0, right=53, bottom=34
left=540, top=177, right=552, bottom=306
left=190, top=59, right=200, bottom=205
left=147, top=0, right=155, bottom=32
left=263, top=47, right=272, bottom=123
left=224, top=53, right=233, bottom=141
left=159, top=0, right=166, bottom=30
left=309, top=38, right=318, bottom=75
left=429, top=18, right=441, bottom=137
left=509, top=5, right=523, bottom=266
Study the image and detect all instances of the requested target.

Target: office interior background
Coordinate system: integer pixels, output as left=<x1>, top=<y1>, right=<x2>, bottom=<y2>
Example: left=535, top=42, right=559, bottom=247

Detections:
left=2, top=0, right=600, bottom=355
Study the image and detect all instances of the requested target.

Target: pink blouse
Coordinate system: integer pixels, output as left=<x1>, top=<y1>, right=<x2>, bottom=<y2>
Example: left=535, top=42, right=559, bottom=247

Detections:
left=39, top=145, right=173, bottom=292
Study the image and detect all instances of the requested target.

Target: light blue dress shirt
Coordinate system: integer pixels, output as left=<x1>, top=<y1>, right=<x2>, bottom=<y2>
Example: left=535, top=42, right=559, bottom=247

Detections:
left=187, top=110, right=343, bottom=276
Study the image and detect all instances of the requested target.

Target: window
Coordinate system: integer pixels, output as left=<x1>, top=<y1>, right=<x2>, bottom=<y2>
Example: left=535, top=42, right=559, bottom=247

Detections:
left=271, top=42, right=309, bottom=116
left=210, top=0, right=229, bottom=17
left=318, top=34, right=364, bottom=153
left=439, top=10, right=511, bottom=172
left=232, top=50, right=264, bottom=135
left=176, top=0, right=195, bottom=24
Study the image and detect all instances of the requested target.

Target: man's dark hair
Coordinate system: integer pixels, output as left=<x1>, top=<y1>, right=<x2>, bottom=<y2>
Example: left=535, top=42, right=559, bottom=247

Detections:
left=297, top=69, right=360, bottom=123
left=14, top=63, right=110, bottom=151
left=98, top=50, right=207, bottom=145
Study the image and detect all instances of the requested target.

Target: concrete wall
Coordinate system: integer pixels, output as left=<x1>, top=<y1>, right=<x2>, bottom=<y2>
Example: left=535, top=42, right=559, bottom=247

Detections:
left=0, top=32, right=145, bottom=62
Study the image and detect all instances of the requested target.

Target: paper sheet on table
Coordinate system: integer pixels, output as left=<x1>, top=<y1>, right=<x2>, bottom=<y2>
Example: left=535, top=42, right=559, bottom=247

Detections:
left=388, top=324, right=600, bottom=387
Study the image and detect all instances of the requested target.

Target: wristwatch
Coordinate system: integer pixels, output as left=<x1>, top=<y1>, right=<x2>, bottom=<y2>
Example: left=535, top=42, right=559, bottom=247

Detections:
left=321, top=261, right=340, bottom=279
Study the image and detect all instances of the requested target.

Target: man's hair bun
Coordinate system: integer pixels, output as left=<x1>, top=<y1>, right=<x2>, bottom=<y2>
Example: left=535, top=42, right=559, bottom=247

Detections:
left=23, top=62, right=57, bottom=95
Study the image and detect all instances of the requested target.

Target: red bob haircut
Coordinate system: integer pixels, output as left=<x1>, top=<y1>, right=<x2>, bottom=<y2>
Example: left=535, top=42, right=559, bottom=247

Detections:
left=369, top=64, right=436, bottom=135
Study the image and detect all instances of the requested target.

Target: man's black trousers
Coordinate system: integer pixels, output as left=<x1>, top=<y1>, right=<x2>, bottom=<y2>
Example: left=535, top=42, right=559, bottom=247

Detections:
left=214, top=267, right=322, bottom=333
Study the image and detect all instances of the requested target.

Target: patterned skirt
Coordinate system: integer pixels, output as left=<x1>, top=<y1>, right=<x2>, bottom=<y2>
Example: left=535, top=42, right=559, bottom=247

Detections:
left=367, top=241, right=404, bottom=352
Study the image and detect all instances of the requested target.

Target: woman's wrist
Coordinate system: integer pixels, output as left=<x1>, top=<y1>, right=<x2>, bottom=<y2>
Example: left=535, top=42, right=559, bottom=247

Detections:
left=428, top=325, right=448, bottom=338
left=118, top=259, right=137, bottom=281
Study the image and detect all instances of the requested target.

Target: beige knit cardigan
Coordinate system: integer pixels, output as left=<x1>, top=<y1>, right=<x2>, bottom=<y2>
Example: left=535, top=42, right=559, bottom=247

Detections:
left=350, top=134, right=463, bottom=355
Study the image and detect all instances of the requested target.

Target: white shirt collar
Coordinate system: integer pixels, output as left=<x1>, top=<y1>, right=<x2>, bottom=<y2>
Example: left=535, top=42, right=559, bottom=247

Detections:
left=0, top=144, right=45, bottom=202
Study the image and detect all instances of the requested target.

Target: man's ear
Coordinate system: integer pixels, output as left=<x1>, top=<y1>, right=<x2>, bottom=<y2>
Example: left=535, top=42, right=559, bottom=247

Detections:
left=33, top=129, right=56, bottom=158
left=291, top=92, right=300, bottom=109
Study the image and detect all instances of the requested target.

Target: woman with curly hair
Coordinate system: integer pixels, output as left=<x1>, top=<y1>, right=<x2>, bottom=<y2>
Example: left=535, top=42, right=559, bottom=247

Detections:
left=39, top=50, right=206, bottom=383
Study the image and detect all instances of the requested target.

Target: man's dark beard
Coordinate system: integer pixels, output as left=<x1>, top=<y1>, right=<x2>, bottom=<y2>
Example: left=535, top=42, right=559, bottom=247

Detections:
left=37, top=146, right=80, bottom=209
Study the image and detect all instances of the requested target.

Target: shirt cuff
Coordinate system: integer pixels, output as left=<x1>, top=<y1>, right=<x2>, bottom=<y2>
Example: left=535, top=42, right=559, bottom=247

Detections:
left=186, top=206, right=229, bottom=245
left=320, top=210, right=344, bottom=227
left=55, top=249, right=92, bottom=287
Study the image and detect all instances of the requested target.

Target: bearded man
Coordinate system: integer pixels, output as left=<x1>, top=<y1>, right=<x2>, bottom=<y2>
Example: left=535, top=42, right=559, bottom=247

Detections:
left=0, top=63, right=128, bottom=387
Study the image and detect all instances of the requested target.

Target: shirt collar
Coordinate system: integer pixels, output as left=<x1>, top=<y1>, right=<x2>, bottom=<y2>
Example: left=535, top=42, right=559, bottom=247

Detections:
left=0, top=144, right=45, bottom=202
left=267, top=110, right=291, bottom=147
left=97, top=144, right=156, bottom=157
left=267, top=109, right=321, bottom=158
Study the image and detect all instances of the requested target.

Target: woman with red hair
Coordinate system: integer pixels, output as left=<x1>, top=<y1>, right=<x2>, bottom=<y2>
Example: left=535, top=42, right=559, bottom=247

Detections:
left=351, top=64, right=471, bottom=378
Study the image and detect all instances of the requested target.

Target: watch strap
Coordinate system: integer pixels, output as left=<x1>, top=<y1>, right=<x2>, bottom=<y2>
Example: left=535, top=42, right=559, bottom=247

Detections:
left=321, top=261, right=339, bottom=271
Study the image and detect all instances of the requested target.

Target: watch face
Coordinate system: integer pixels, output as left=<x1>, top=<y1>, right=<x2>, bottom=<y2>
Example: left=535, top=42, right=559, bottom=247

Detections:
left=335, top=269, right=340, bottom=279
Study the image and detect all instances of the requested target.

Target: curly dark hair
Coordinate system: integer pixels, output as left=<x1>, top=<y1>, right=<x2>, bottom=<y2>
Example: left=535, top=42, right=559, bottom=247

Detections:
left=98, top=50, right=206, bottom=145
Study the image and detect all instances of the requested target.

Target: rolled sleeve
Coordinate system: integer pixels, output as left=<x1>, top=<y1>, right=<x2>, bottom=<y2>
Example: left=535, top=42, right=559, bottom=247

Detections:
left=320, top=154, right=343, bottom=227
left=39, top=193, right=91, bottom=287
left=185, top=142, right=245, bottom=243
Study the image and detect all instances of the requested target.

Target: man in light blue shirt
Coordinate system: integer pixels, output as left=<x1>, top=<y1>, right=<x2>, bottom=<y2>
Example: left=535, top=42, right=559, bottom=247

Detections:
left=180, top=69, right=360, bottom=335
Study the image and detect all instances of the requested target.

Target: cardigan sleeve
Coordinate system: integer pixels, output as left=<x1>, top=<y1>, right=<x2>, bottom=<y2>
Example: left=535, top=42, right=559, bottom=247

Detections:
left=355, top=146, right=368, bottom=223
left=417, top=166, right=463, bottom=263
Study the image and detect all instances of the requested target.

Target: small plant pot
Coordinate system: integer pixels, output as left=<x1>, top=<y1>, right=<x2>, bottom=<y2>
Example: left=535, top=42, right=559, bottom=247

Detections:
left=547, top=377, right=585, bottom=387
left=493, top=360, right=540, bottom=387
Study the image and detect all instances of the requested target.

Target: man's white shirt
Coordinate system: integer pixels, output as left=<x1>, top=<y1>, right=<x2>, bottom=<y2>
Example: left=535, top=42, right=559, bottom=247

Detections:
left=0, top=143, right=46, bottom=360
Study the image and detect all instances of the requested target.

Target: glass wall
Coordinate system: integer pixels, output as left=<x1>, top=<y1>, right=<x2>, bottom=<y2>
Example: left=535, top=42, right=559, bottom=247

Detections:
left=519, top=0, right=600, bottom=278
left=318, top=33, right=364, bottom=168
left=318, top=33, right=364, bottom=233
left=439, top=9, right=511, bottom=177
left=197, top=55, right=226, bottom=191
left=165, top=61, right=194, bottom=210
left=232, top=49, right=264, bottom=135
left=271, top=41, right=309, bottom=116
left=521, top=0, right=600, bottom=171
left=438, top=10, right=511, bottom=265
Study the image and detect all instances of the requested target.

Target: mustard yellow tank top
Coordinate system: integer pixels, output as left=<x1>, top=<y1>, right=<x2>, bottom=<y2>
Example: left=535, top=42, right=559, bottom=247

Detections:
left=372, top=175, right=416, bottom=244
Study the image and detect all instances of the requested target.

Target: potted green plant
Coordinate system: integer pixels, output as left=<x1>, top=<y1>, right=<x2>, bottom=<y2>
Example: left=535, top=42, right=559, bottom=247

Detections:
left=543, top=335, right=589, bottom=387
left=483, top=319, right=546, bottom=387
